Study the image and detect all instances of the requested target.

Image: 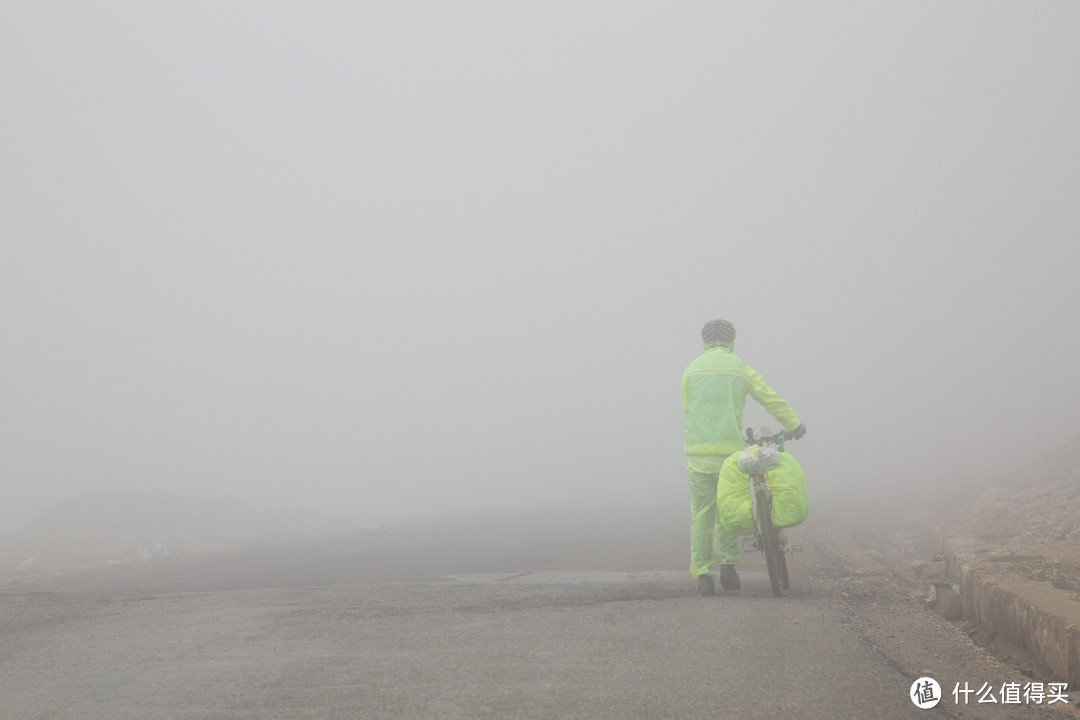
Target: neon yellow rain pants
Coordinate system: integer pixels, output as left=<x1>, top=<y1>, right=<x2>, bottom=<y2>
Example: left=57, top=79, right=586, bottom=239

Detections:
left=688, top=464, right=740, bottom=578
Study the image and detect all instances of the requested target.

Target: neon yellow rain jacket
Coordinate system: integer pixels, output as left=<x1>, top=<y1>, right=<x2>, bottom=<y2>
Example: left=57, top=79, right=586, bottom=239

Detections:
left=682, top=345, right=801, bottom=463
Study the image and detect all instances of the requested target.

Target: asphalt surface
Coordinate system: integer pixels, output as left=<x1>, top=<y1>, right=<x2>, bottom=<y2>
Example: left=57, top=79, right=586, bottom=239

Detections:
left=2, top=506, right=1077, bottom=720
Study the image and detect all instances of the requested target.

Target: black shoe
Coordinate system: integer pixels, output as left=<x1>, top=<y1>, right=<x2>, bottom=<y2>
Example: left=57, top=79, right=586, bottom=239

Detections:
left=719, top=564, right=741, bottom=591
left=697, top=574, right=715, bottom=596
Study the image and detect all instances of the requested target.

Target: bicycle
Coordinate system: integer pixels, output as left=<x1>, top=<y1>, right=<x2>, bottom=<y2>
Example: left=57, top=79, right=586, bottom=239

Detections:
left=741, top=426, right=802, bottom=597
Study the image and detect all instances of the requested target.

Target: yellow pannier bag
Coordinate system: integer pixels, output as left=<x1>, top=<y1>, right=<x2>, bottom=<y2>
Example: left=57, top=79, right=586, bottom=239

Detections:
left=716, top=450, right=809, bottom=536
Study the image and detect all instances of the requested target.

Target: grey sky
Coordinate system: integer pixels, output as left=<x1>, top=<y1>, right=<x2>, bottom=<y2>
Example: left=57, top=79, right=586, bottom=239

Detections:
left=3, top=3, right=1078, bottom=531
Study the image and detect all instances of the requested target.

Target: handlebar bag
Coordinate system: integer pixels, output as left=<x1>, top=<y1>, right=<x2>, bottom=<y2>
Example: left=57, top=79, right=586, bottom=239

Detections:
left=716, top=451, right=809, bottom=535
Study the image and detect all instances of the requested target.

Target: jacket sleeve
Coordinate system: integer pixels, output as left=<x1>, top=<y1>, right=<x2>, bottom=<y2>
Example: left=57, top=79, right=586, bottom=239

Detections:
left=745, top=365, right=801, bottom=431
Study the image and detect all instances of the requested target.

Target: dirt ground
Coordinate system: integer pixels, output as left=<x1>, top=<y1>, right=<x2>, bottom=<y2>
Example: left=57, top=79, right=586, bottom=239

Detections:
left=5, top=435, right=1078, bottom=595
left=5, top=499, right=1080, bottom=720
left=0, top=490, right=383, bottom=585
left=925, top=435, right=1080, bottom=600
left=3, top=434, right=1079, bottom=710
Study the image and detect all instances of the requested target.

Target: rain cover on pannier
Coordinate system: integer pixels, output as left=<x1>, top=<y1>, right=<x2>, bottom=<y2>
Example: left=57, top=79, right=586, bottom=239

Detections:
left=716, top=447, right=809, bottom=536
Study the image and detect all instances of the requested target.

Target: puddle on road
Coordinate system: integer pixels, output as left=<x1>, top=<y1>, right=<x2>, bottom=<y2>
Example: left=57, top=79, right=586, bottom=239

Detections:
left=444, top=570, right=765, bottom=585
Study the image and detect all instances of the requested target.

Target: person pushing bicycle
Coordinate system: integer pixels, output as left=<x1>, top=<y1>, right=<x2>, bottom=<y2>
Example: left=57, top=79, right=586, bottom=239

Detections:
left=682, top=318, right=806, bottom=596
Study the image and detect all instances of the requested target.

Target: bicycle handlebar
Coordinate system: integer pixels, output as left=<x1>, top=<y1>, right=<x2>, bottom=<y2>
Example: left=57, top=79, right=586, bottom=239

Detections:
left=744, top=426, right=803, bottom=447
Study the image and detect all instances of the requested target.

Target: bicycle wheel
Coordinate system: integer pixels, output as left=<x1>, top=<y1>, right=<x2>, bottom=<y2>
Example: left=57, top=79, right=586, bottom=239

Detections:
left=756, top=488, right=783, bottom=597
left=778, top=545, right=789, bottom=591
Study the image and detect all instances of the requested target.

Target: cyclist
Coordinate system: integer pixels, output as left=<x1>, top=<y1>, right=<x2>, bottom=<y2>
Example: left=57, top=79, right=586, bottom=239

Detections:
left=682, top=318, right=806, bottom=595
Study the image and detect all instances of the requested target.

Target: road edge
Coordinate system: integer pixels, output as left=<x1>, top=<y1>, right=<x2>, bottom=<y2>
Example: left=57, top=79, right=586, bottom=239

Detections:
left=929, top=531, right=1080, bottom=689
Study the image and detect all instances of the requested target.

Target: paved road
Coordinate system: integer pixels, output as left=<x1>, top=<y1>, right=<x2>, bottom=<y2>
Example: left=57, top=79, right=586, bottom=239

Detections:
left=2, top=507, right=1076, bottom=719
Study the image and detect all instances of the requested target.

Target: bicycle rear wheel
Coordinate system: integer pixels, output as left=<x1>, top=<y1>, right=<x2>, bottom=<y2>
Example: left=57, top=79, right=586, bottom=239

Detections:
left=756, top=489, right=783, bottom=597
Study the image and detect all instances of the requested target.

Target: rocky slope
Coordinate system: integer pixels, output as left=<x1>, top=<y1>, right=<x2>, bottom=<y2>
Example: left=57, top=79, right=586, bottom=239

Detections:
left=929, top=434, right=1080, bottom=599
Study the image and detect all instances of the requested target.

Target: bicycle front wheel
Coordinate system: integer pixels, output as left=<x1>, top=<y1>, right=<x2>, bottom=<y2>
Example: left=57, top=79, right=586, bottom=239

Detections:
left=778, top=545, right=789, bottom=591
left=756, top=489, right=783, bottom=597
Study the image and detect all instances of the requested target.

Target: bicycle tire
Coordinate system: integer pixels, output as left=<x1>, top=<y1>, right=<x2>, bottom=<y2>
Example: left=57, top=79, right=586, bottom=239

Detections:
left=756, top=487, right=783, bottom=597
left=778, top=545, right=789, bottom=591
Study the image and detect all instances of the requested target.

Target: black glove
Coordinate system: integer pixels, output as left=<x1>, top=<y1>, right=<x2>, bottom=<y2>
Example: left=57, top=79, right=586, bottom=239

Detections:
left=791, top=423, right=807, bottom=440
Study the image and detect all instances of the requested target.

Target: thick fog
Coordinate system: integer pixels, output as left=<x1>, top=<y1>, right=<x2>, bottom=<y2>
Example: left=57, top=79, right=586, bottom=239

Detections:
left=3, top=3, right=1078, bottom=533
